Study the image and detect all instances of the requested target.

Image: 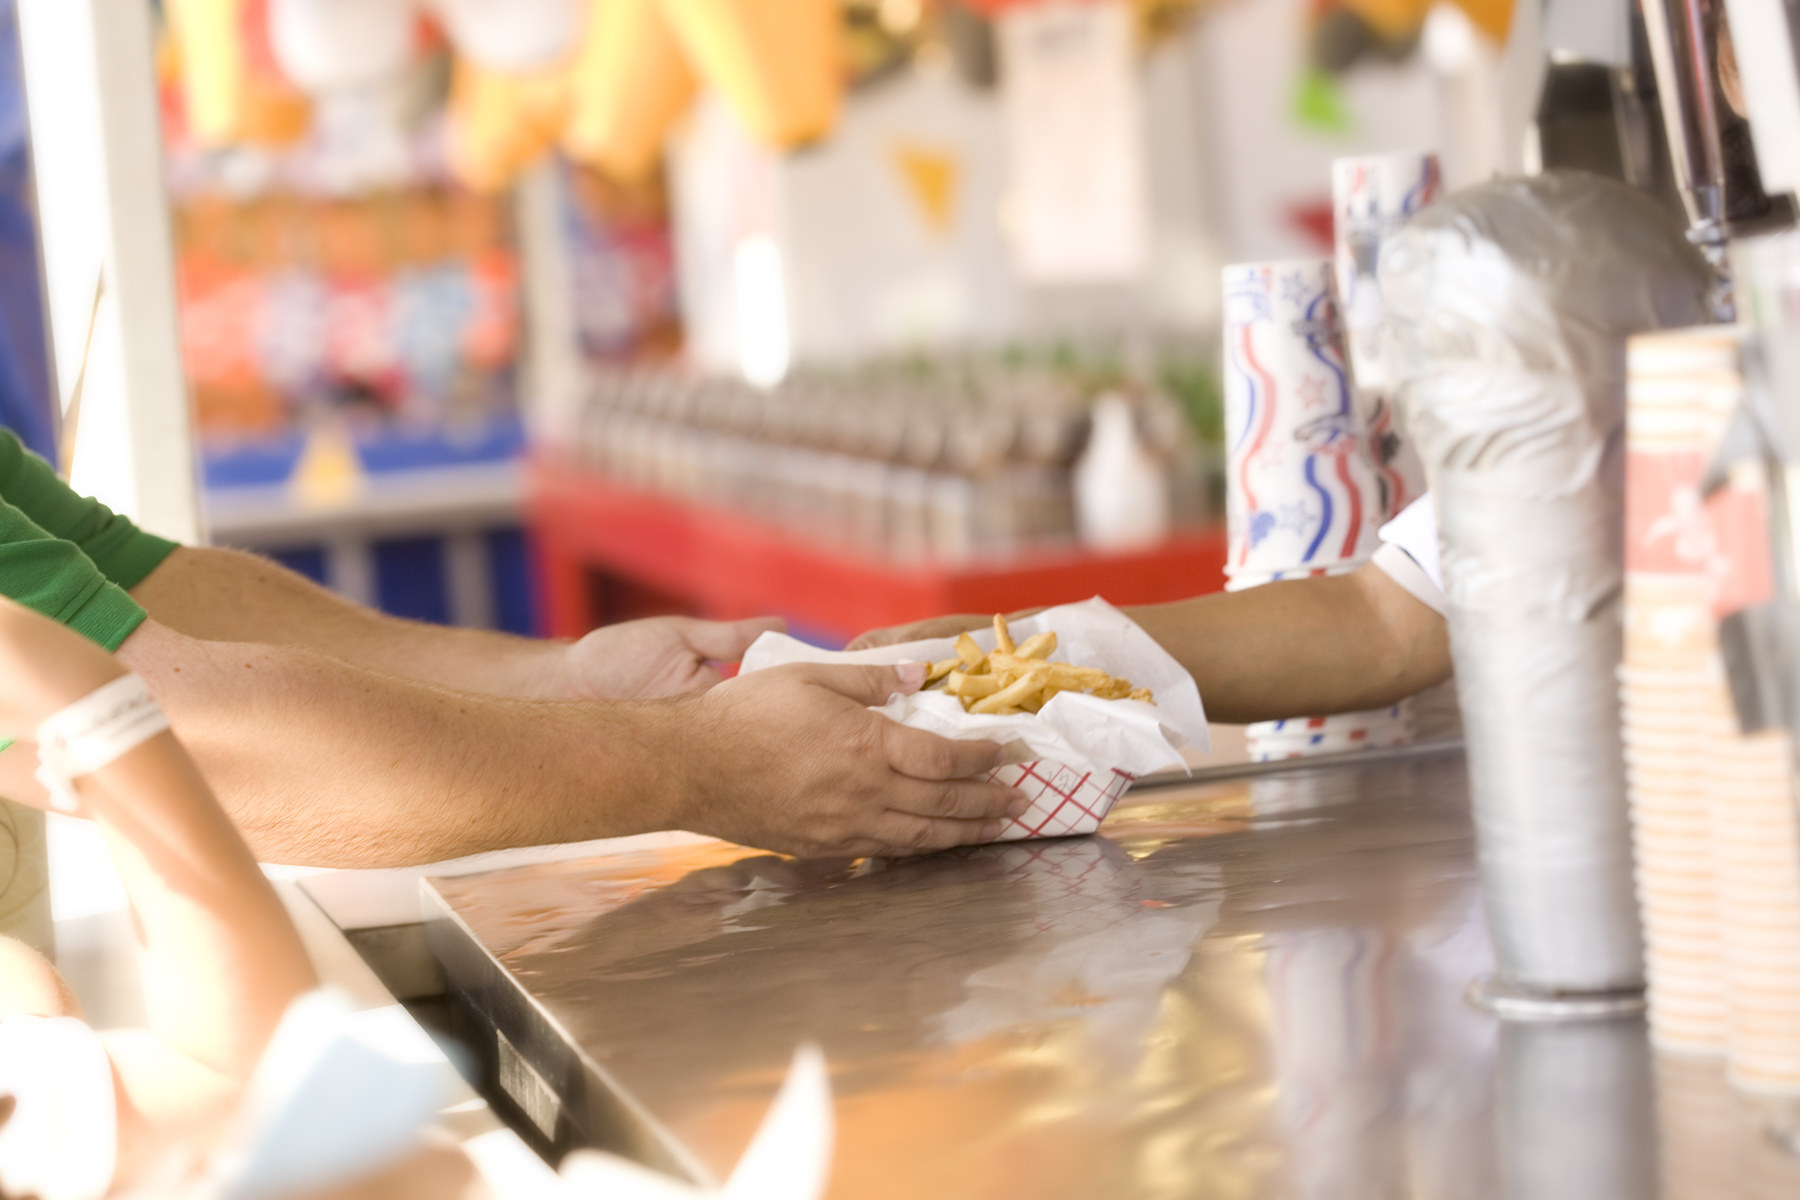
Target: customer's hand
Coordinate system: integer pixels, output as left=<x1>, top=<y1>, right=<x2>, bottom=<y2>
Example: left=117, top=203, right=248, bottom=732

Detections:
left=561, top=615, right=785, bottom=701
left=672, top=661, right=1026, bottom=858
left=0, top=598, right=127, bottom=742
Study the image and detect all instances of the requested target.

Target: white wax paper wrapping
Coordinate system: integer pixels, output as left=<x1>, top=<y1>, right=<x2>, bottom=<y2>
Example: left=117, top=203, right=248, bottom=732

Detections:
left=740, top=598, right=1208, bottom=777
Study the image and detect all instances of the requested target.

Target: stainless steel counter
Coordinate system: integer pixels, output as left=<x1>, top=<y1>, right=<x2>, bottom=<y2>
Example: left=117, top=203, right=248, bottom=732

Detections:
left=423, top=748, right=1800, bottom=1198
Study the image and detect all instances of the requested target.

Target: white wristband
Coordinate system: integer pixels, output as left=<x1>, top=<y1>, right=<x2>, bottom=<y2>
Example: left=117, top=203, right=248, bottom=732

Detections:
left=33, top=675, right=170, bottom=813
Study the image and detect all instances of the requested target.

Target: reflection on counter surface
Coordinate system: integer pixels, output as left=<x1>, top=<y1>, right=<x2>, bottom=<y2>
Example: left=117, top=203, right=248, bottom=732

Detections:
left=424, top=751, right=1800, bottom=1199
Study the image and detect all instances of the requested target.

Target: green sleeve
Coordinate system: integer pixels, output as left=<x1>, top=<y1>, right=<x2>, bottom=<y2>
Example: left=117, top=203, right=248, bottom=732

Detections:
left=0, top=429, right=178, bottom=590
left=0, top=490, right=151, bottom=651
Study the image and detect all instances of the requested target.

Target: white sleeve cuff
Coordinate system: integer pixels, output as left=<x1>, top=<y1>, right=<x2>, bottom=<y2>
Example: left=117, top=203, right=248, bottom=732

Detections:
left=1372, top=541, right=1449, bottom=616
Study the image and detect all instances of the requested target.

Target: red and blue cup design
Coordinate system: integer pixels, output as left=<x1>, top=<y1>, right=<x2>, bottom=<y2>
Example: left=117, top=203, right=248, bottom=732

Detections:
left=1332, top=152, right=1441, bottom=390
left=1224, top=259, right=1385, bottom=575
left=1333, top=153, right=1439, bottom=517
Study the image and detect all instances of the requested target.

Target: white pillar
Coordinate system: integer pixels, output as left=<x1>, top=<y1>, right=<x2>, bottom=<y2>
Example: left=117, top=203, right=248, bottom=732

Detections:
left=515, top=160, right=586, bottom=446
left=17, top=0, right=200, bottom=545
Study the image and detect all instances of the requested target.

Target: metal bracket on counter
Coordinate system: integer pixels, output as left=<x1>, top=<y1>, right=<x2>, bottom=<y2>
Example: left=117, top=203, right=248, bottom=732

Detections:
left=1127, top=737, right=1465, bottom=791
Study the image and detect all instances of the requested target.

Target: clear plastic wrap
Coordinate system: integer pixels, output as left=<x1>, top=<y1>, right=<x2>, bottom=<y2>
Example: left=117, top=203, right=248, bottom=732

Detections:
left=1381, top=171, right=1713, bottom=996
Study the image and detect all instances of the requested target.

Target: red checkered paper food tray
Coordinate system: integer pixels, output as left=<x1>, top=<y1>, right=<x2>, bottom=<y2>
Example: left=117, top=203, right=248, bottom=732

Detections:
left=990, top=761, right=1135, bottom=841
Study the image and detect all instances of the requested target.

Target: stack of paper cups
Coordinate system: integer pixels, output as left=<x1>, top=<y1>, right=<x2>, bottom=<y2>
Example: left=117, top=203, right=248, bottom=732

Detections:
left=1621, top=327, right=1740, bottom=1054
left=1712, top=238, right=1800, bottom=1106
left=1245, top=705, right=1414, bottom=763
left=1223, top=257, right=1412, bottom=758
left=1331, top=152, right=1439, bottom=518
left=1627, top=324, right=1800, bottom=1101
left=1711, top=716, right=1800, bottom=1099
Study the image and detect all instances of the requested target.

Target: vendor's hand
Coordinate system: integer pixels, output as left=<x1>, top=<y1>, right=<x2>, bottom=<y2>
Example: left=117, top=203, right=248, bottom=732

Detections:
left=0, top=598, right=127, bottom=741
left=847, top=607, right=1046, bottom=651
left=561, top=615, right=785, bottom=701
left=673, top=661, right=1028, bottom=858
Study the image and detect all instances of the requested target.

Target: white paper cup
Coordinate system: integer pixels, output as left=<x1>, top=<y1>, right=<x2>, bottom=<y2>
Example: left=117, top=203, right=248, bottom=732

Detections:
left=1246, top=703, right=1414, bottom=761
left=1618, top=664, right=1717, bottom=688
left=1248, top=707, right=1410, bottom=738
left=1637, top=867, right=1720, bottom=896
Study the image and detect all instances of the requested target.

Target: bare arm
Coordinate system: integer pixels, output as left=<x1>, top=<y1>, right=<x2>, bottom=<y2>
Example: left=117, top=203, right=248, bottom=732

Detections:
left=112, top=619, right=1020, bottom=867
left=849, top=565, right=1451, bottom=724
left=131, top=545, right=781, bottom=701
left=84, top=729, right=321, bottom=1183
left=0, top=601, right=316, bottom=1069
left=1124, top=564, right=1450, bottom=723
left=0, top=600, right=319, bottom=1184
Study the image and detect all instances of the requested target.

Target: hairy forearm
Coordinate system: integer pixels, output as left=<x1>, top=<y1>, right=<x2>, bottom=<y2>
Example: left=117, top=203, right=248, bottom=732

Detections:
left=116, top=621, right=684, bottom=868
left=1126, top=566, right=1451, bottom=724
left=131, top=547, right=568, bottom=698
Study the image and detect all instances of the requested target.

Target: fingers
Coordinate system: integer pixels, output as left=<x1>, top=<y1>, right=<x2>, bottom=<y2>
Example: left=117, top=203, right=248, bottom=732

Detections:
left=881, top=723, right=1004, bottom=782
left=676, top=616, right=786, bottom=663
left=859, top=811, right=1008, bottom=855
left=846, top=615, right=988, bottom=651
left=884, top=773, right=1023, bottom=822
left=787, top=661, right=928, bottom=706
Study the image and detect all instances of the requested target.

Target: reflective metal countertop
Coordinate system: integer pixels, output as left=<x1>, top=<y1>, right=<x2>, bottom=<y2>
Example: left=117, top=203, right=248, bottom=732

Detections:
left=424, top=749, right=1800, bottom=1199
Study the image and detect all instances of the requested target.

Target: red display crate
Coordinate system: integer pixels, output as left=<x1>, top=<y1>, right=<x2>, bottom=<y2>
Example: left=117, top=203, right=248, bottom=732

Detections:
left=527, top=456, right=1228, bottom=643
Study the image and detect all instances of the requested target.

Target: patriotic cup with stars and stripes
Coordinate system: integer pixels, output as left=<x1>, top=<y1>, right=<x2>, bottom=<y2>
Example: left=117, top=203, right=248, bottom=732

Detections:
left=1223, top=258, right=1387, bottom=578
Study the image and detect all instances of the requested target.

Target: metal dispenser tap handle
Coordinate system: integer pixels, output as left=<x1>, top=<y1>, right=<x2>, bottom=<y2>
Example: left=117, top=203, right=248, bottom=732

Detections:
left=1641, top=0, right=1735, bottom=318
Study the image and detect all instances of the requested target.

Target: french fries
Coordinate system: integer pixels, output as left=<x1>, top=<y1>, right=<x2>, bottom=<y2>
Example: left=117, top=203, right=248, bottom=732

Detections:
left=922, top=614, right=1154, bottom=715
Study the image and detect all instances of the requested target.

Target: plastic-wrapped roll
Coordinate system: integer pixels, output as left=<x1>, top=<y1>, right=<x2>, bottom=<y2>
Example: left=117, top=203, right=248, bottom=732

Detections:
left=1381, top=171, right=1713, bottom=997
left=1496, top=1021, right=1656, bottom=1200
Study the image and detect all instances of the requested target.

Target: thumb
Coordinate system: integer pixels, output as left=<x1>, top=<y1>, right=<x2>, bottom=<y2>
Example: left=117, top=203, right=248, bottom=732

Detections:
left=680, top=616, right=786, bottom=663
left=791, top=661, right=927, bottom=706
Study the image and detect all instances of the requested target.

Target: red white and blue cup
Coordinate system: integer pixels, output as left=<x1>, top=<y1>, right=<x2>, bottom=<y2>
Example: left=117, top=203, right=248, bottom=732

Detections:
left=1223, top=258, right=1386, bottom=576
left=1332, top=152, right=1439, bottom=521
left=1224, top=256, right=1413, bottom=759
left=1246, top=707, right=1415, bottom=761
left=1331, top=152, right=1441, bottom=394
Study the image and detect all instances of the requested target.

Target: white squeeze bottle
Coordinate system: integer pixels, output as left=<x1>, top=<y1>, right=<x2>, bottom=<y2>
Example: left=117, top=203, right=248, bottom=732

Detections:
left=1074, top=393, right=1170, bottom=551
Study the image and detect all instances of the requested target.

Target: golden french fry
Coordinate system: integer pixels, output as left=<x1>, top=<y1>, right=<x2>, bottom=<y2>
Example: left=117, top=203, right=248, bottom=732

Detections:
left=971, top=671, right=1044, bottom=715
left=988, top=652, right=1053, bottom=677
left=932, top=621, right=1154, bottom=711
left=955, top=633, right=985, bottom=671
left=1046, top=663, right=1108, bottom=688
left=946, top=670, right=1003, bottom=701
left=922, top=657, right=960, bottom=687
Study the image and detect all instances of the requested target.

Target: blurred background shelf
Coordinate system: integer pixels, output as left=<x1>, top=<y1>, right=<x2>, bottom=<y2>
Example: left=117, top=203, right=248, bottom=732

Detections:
left=206, top=458, right=535, bottom=634
left=528, top=454, right=1227, bottom=644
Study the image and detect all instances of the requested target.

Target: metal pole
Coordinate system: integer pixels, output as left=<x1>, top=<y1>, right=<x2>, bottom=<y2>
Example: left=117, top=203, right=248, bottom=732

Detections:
left=16, top=0, right=199, bottom=544
left=1641, top=0, right=1736, bottom=318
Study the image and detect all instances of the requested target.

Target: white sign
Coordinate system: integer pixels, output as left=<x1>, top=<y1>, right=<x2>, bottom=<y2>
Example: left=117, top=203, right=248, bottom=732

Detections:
left=1722, top=0, right=1800, bottom=195
left=998, top=1, right=1150, bottom=284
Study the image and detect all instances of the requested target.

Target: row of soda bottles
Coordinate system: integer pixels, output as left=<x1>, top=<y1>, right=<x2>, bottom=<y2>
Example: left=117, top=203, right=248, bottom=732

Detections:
left=546, top=356, right=1219, bottom=564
